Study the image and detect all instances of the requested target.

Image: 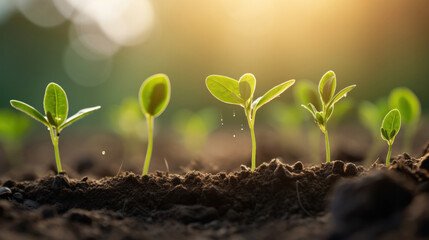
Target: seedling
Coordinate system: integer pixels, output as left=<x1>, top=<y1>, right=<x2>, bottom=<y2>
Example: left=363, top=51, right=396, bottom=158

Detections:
left=301, top=71, right=356, bottom=163
left=139, top=74, right=170, bottom=175
left=389, top=88, right=421, bottom=153
left=206, top=73, right=295, bottom=171
left=10, top=83, right=100, bottom=173
left=381, top=109, right=401, bottom=166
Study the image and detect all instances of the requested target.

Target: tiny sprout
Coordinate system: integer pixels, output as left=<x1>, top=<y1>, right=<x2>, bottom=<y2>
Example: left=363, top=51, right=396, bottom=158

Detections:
left=206, top=73, right=295, bottom=171
left=389, top=87, right=421, bottom=153
left=381, top=109, right=401, bottom=166
left=139, top=74, right=170, bottom=175
left=10, top=83, right=100, bottom=173
left=301, top=71, right=356, bottom=163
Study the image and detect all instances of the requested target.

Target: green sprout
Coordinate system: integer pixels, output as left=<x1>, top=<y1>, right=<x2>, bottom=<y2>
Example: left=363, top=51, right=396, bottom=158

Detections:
left=206, top=73, right=295, bottom=171
left=381, top=109, right=401, bottom=166
left=389, top=88, right=421, bottom=153
left=10, top=83, right=100, bottom=173
left=301, top=71, right=356, bottom=163
left=139, top=74, right=170, bottom=175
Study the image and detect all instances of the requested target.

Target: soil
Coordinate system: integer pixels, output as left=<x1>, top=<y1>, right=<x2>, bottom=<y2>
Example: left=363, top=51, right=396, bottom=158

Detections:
left=1, top=143, right=429, bottom=240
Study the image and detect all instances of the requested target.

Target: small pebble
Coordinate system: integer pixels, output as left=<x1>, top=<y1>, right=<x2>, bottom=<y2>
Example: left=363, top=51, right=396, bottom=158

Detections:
left=0, top=187, right=12, bottom=197
left=344, top=163, right=358, bottom=177
left=13, top=192, right=23, bottom=202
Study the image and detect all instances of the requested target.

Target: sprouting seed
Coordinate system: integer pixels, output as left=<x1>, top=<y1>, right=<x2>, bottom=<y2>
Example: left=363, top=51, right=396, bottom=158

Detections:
left=301, top=71, right=356, bottom=163
left=206, top=73, right=295, bottom=171
left=139, top=74, right=170, bottom=175
left=10, top=83, right=100, bottom=174
left=381, top=109, right=401, bottom=166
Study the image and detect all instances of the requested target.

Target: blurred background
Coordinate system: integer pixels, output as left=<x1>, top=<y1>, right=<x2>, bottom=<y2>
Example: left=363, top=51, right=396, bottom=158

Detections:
left=0, top=0, right=428, bottom=178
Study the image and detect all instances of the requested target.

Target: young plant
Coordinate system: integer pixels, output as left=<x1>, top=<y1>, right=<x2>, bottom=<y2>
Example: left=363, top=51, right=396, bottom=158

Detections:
left=10, top=83, right=101, bottom=173
left=389, top=87, right=421, bottom=153
left=139, top=74, right=170, bottom=175
left=206, top=73, right=295, bottom=171
left=301, top=71, right=356, bottom=163
left=381, top=109, right=401, bottom=166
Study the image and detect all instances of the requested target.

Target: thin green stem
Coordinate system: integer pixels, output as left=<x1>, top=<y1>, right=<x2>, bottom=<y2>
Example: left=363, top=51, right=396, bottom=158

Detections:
left=143, top=116, right=154, bottom=175
left=386, top=143, right=392, bottom=166
left=324, top=130, right=331, bottom=163
left=245, top=109, right=256, bottom=172
left=49, top=126, right=62, bottom=173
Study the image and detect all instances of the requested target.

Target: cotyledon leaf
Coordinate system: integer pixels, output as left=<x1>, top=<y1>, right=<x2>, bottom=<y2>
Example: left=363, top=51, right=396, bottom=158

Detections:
left=206, top=75, right=242, bottom=105
left=59, top=106, right=101, bottom=130
left=139, top=74, right=171, bottom=118
left=10, top=100, right=49, bottom=126
left=254, top=80, right=295, bottom=112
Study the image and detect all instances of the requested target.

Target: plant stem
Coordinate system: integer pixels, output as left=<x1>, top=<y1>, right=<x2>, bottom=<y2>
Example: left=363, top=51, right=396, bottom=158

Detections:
left=324, top=130, right=331, bottom=163
left=386, top=143, right=392, bottom=166
left=143, top=116, right=154, bottom=175
left=49, top=126, right=62, bottom=173
left=245, top=110, right=256, bottom=172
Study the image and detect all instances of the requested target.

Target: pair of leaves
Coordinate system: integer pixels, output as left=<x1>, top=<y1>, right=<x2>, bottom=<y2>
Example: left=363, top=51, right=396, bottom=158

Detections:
left=206, top=73, right=295, bottom=114
left=389, top=87, right=420, bottom=125
left=139, top=74, right=171, bottom=118
left=302, top=71, right=355, bottom=129
left=318, top=71, right=356, bottom=109
left=10, top=83, right=100, bottom=132
left=381, top=109, right=401, bottom=143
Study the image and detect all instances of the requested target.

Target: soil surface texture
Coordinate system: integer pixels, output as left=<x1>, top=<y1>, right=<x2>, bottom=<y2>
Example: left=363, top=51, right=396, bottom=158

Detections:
left=1, top=143, right=429, bottom=240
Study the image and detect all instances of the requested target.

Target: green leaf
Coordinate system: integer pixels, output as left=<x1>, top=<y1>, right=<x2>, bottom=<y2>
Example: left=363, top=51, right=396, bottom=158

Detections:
left=318, top=71, right=336, bottom=105
left=254, top=80, right=295, bottom=112
left=327, top=85, right=356, bottom=108
left=238, top=73, right=256, bottom=101
left=139, top=74, right=171, bottom=118
left=389, top=87, right=420, bottom=125
left=301, top=104, right=316, bottom=118
left=44, top=83, right=68, bottom=127
left=10, top=100, right=49, bottom=126
left=59, top=106, right=101, bottom=130
left=206, top=75, right=242, bottom=105
left=381, top=109, right=401, bottom=142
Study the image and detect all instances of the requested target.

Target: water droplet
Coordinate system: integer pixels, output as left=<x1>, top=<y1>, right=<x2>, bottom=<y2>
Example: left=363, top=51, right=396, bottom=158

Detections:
left=233, top=134, right=236, bottom=138
left=102, top=151, right=106, bottom=155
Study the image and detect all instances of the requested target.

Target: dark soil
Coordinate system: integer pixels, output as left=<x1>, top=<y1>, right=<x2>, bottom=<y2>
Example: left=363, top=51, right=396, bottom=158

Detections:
left=1, top=143, right=429, bottom=240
